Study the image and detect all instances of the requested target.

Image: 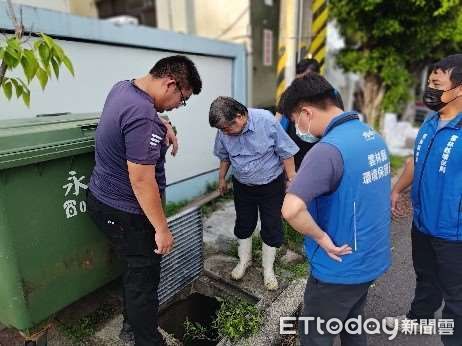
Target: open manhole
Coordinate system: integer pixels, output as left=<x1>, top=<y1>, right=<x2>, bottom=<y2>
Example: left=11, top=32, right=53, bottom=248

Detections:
left=159, top=292, right=221, bottom=346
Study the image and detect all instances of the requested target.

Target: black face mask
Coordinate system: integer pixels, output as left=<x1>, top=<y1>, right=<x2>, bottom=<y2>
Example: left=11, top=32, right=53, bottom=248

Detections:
left=423, top=87, right=445, bottom=111
left=423, top=85, right=460, bottom=111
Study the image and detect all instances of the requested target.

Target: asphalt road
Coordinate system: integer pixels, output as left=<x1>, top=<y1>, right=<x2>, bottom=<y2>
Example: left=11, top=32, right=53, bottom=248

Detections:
left=363, top=216, right=443, bottom=346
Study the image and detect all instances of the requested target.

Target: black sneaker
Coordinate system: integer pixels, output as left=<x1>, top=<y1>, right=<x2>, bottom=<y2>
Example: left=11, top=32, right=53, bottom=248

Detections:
left=155, top=329, right=168, bottom=346
left=119, top=323, right=167, bottom=346
left=119, top=321, right=135, bottom=344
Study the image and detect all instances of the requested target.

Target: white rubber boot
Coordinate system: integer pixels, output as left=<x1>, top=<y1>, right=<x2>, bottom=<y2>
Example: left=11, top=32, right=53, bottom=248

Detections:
left=262, top=243, right=278, bottom=290
left=231, top=237, right=252, bottom=280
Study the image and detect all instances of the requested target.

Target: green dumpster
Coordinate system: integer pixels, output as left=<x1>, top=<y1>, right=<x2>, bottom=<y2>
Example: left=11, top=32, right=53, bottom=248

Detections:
left=0, top=113, right=122, bottom=337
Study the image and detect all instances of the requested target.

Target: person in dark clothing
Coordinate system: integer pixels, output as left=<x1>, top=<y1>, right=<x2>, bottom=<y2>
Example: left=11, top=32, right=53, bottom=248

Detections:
left=87, top=55, right=202, bottom=346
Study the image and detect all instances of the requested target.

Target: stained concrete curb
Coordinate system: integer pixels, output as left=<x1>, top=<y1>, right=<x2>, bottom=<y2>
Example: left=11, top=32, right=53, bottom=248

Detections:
left=216, top=278, right=306, bottom=346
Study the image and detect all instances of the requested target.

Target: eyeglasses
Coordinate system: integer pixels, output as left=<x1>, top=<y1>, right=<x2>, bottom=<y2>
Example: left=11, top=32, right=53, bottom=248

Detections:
left=175, top=81, right=187, bottom=107
left=219, top=120, right=239, bottom=133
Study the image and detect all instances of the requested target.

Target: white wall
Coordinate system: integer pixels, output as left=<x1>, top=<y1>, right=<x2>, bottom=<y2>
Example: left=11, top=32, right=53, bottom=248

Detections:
left=325, top=21, right=358, bottom=111
left=156, top=0, right=252, bottom=104
left=0, top=39, right=233, bottom=185
left=8, top=0, right=70, bottom=12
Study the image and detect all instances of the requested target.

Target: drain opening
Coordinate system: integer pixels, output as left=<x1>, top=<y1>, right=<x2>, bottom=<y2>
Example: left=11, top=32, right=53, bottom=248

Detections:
left=159, top=293, right=221, bottom=345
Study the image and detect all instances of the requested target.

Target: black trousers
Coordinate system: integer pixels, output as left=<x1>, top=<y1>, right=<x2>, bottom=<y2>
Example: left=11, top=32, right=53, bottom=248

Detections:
left=408, top=224, right=462, bottom=345
left=299, top=276, right=371, bottom=346
left=87, top=191, right=163, bottom=346
left=232, top=174, right=285, bottom=247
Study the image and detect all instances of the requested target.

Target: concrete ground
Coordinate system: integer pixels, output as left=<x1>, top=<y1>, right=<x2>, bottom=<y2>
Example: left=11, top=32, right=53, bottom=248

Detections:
left=0, top=191, right=447, bottom=346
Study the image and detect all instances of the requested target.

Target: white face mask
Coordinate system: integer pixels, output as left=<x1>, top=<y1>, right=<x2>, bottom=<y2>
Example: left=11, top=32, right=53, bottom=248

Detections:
left=295, top=114, right=320, bottom=143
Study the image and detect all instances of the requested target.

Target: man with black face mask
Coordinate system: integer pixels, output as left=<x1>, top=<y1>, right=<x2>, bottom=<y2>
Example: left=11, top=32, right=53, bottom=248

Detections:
left=386, top=54, right=462, bottom=346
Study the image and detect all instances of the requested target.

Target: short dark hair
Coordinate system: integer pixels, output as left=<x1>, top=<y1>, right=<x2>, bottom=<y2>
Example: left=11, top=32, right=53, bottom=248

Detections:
left=278, top=74, right=337, bottom=115
left=432, top=54, right=462, bottom=87
left=150, top=55, right=202, bottom=94
left=296, top=58, right=321, bottom=75
left=209, top=96, right=248, bottom=128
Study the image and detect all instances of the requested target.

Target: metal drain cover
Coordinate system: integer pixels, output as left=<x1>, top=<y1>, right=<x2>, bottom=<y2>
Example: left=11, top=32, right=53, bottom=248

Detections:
left=158, top=207, right=203, bottom=304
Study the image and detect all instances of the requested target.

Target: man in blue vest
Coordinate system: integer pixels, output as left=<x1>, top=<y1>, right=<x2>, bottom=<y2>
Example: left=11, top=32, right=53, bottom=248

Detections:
left=387, top=54, right=462, bottom=345
left=281, top=74, right=391, bottom=345
left=276, top=58, right=345, bottom=171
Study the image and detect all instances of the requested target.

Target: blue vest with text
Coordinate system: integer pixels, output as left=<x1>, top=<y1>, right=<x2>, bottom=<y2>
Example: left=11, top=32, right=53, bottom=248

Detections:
left=305, top=112, right=392, bottom=284
left=412, top=112, right=462, bottom=241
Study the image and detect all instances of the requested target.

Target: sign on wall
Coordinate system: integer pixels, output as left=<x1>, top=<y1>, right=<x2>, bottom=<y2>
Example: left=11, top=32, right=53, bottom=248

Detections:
left=263, top=29, right=273, bottom=67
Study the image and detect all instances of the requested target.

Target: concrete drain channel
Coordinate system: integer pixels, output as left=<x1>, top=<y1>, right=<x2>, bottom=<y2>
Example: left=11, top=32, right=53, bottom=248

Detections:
left=154, top=205, right=306, bottom=346
left=90, top=203, right=305, bottom=346
left=156, top=262, right=306, bottom=346
left=159, top=292, right=221, bottom=346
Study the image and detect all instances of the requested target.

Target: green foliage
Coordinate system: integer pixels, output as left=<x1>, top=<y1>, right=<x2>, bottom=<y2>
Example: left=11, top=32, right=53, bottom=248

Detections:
left=278, top=261, right=308, bottom=279
left=165, top=200, right=189, bottom=217
left=390, top=154, right=408, bottom=174
left=330, top=0, right=462, bottom=114
left=205, top=180, right=219, bottom=193
left=201, top=188, right=234, bottom=216
left=183, top=298, right=262, bottom=344
left=227, top=239, right=239, bottom=258
left=214, top=298, right=263, bottom=342
left=284, top=221, right=304, bottom=254
left=184, top=319, right=218, bottom=344
left=1, top=33, right=74, bottom=106
left=165, top=180, right=233, bottom=217
left=252, top=234, right=263, bottom=261
left=57, top=303, right=116, bottom=344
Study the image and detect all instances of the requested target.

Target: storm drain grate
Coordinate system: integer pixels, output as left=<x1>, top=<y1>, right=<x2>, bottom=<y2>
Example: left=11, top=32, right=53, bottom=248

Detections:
left=158, top=207, right=203, bottom=304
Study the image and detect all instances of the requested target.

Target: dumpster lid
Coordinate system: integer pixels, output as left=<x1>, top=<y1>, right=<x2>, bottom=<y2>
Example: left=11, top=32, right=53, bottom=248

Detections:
left=0, top=113, right=100, bottom=169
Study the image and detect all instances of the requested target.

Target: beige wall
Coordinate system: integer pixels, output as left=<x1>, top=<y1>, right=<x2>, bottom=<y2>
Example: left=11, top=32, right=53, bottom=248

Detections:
left=156, top=0, right=252, bottom=103
left=194, top=0, right=251, bottom=48
left=10, top=0, right=97, bottom=17
left=69, top=0, right=97, bottom=17
left=156, top=0, right=250, bottom=49
left=10, top=0, right=70, bottom=12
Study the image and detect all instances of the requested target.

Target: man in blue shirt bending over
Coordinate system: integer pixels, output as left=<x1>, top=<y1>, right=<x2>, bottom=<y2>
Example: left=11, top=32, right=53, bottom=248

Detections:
left=209, top=96, right=299, bottom=290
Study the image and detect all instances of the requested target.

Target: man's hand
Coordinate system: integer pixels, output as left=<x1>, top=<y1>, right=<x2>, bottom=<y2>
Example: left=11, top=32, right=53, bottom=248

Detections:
left=128, top=161, right=172, bottom=254
left=285, top=175, right=295, bottom=191
left=315, top=232, right=352, bottom=262
left=160, top=117, right=178, bottom=156
left=218, top=178, right=228, bottom=195
left=283, top=157, right=296, bottom=190
left=155, top=228, right=174, bottom=255
left=391, top=157, right=414, bottom=218
left=164, top=122, right=178, bottom=156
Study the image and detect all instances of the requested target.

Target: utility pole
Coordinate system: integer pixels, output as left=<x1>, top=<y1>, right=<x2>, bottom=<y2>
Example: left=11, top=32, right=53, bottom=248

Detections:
left=275, top=0, right=298, bottom=102
left=307, top=0, right=328, bottom=72
left=297, top=0, right=312, bottom=63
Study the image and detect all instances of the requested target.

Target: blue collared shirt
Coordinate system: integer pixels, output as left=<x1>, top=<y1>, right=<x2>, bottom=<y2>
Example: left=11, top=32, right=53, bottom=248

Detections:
left=213, top=108, right=299, bottom=185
